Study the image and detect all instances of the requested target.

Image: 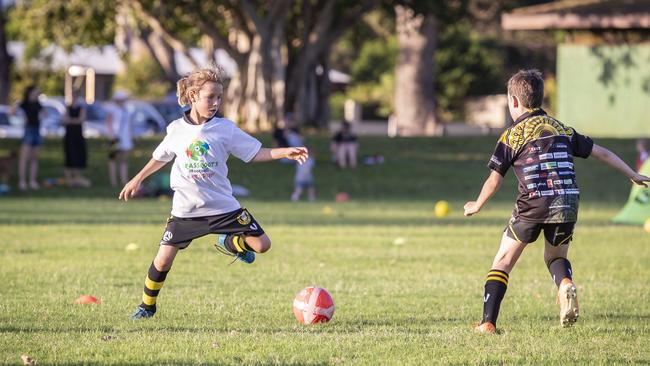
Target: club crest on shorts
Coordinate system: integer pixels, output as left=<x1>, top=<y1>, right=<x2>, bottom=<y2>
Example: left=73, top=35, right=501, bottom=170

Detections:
left=237, top=210, right=251, bottom=225
left=162, top=231, right=173, bottom=242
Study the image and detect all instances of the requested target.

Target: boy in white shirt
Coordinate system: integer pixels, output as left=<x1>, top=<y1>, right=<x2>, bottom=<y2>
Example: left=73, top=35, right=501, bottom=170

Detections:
left=119, top=65, right=308, bottom=319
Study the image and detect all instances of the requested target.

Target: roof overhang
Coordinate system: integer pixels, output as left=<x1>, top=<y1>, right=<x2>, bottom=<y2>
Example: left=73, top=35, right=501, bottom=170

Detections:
left=502, top=0, right=650, bottom=30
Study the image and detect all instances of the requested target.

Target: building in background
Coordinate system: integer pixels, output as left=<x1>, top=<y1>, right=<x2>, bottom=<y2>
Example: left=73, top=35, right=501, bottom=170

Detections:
left=503, top=0, right=650, bottom=138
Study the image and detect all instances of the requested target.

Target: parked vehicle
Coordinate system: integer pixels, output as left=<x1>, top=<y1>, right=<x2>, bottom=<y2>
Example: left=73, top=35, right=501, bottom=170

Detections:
left=0, top=106, right=25, bottom=139
left=39, top=98, right=66, bottom=136
left=151, top=100, right=185, bottom=126
left=37, top=96, right=166, bottom=138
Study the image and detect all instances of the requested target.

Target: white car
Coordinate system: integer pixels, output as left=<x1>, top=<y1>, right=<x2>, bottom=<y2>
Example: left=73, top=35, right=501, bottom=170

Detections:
left=0, top=105, right=25, bottom=139
left=39, top=97, right=167, bottom=138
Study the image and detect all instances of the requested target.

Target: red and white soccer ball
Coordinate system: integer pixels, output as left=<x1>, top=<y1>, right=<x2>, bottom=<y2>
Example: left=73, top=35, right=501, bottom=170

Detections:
left=292, top=286, right=335, bottom=324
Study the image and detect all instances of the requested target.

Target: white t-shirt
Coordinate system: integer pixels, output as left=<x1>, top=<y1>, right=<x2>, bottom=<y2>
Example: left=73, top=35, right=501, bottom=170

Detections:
left=294, top=157, right=314, bottom=183
left=109, top=104, right=133, bottom=151
left=152, top=116, right=262, bottom=218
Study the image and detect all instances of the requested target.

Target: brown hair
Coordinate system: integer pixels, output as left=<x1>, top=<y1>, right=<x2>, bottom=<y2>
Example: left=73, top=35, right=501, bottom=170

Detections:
left=176, top=64, right=226, bottom=106
left=507, top=69, right=544, bottom=109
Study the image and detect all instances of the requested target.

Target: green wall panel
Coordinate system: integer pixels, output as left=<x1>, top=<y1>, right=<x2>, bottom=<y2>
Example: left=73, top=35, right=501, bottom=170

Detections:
left=558, top=44, right=650, bottom=137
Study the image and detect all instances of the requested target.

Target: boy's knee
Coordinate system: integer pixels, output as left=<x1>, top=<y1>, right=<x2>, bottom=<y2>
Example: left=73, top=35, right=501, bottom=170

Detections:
left=154, top=256, right=174, bottom=271
left=258, top=236, right=271, bottom=253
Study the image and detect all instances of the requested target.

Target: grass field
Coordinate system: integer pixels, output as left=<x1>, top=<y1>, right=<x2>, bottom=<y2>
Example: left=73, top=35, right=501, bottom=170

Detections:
left=1, top=135, right=649, bottom=365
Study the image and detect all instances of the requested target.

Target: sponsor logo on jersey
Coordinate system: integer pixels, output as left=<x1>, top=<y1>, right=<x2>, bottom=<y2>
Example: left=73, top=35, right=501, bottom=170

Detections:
left=525, top=157, right=535, bottom=164
left=566, top=188, right=580, bottom=195
left=540, top=162, right=557, bottom=170
left=524, top=174, right=540, bottom=180
left=559, top=170, right=574, bottom=176
left=555, top=189, right=566, bottom=195
left=527, top=183, right=536, bottom=189
left=539, top=153, right=554, bottom=160
left=553, top=152, right=569, bottom=159
left=547, top=179, right=554, bottom=188
left=554, top=143, right=568, bottom=149
left=523, top=165, right=539, bottom=173
left=558, top=161, right=574, bottom=169
left=529, top=191, right=541, bottom=198
left=490, top=156, right=502, bottom=166
left=554, top=180, right=563, bottom=186
left=528, top=146, right=542, bottom=154
left=186, top=140, right=210, bottom=161
left=541, top=190, right=555, bottom=196
left=563, top=179, right=573, bottom=185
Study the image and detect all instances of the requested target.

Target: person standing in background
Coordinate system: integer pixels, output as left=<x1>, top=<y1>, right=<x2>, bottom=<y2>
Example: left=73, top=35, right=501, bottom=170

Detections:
left=16, top=85, right=44, bottom=191
left=106, top=91, right=133, bottom=187
left=63, top=94, right=90, bottom=187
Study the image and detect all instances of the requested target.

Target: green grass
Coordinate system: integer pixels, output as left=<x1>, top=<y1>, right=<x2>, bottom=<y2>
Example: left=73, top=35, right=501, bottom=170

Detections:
left=1, top=135, right=649, bottom=365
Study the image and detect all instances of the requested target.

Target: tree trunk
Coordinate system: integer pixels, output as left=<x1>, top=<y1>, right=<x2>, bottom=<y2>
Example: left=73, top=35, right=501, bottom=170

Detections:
left=223, top=23, right=285, bottom=131
left=115, top=4, right=179, bottom=88
left=143, top=28, right=180, bottom=85
left=314, top=49, right=332, bottom=127
left=0, top=7, right=11, bottom=104
left=285, top=0, right=379, bottom=128
left=393, top=5, right=437, bottom=136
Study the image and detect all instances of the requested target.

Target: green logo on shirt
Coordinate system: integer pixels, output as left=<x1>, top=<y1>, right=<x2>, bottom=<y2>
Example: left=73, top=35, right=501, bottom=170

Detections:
left=186, top=140, right=210, bottom=161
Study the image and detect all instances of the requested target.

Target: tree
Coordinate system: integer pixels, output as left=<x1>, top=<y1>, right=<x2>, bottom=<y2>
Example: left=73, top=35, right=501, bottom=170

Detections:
left=6, top=1, right=116, bottom=100
left=393, top=4, right=437, bottom=136
left=0, top=4, right=10, bottom=104
left=7, top=1, right=116, bottom=59
left=130, top=0, right=292, bottom=131
left=284, top=0, right=380, bottom=127
left=131, top=0, right=379, bottom=130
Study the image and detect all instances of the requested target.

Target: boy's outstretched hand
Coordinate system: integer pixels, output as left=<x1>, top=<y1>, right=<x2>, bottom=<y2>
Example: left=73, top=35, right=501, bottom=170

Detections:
left=631, top=173, right=650, bottom=187
left=283, top=147, right=309, bottom=164
left=463, top=201, right=480, bottom=217
left=118, top=178, right=142, bottom=202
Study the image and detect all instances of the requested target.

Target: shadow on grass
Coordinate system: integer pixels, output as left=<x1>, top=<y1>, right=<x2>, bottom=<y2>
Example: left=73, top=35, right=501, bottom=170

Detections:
left=0, top=216, right=510, bottom=227
left=18, top=361, right=331, bottom=366
left=0, top=314, right=464, bottom=336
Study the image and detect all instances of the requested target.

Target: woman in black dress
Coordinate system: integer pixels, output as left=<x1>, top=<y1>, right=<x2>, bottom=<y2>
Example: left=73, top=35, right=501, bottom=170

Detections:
left=63, top=95, right=90, bottom=187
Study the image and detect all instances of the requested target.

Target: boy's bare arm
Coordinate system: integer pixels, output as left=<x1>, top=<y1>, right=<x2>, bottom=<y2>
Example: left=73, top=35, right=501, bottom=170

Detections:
left=252, top=147, right=308, bottom=164
left=119, top=159, right=168, bottom=201
left=464, top=170, right=503, bottom=217
left=591, top=144, right=650, bottom=187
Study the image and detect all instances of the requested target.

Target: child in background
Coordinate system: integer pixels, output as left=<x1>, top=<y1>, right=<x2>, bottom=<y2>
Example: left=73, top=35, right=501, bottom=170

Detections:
left=106, top=91, right=133, bottom=187
left=291, top=148, right=316, bottom=202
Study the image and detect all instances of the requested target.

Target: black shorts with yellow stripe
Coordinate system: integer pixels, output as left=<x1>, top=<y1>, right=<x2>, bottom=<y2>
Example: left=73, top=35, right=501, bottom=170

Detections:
left=160, top=208, right=265, bottom=249
left=505, top=216, right=575, bottom=246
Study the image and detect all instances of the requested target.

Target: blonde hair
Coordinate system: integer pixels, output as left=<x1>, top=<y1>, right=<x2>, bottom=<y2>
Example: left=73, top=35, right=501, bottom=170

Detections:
left=176, top=64, right=226, bottom=106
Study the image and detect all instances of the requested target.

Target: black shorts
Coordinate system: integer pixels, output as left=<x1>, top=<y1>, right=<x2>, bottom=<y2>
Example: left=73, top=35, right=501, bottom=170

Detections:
left=505, top=216, right=575, bottom=246
left=160, top=208, right=265, bottom=249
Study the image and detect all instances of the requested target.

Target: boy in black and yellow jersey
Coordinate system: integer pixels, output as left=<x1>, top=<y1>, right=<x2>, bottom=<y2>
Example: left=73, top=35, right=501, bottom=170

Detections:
left=464, top=69, right=650, bottom=333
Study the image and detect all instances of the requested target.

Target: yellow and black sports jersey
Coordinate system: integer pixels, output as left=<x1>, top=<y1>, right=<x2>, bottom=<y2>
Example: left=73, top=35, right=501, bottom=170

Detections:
left=487, top=109, right=593, bottom=223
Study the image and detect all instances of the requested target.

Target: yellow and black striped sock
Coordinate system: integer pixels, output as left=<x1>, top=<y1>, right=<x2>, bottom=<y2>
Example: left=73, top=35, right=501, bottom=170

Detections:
left=224, top=234, right=254, bottom=253
left=140, top=262, right=169, bottom=311
left=481, top=269, right=509, bottom=326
